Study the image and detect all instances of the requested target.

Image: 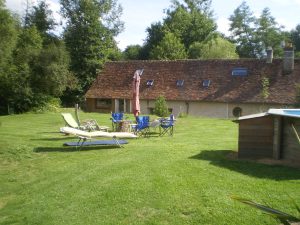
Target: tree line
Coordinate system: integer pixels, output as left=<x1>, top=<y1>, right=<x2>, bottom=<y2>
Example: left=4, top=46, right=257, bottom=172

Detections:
left=124, top=0, right=300, bottom=60
left=0, top=0, right=123, bottom=114
left=0, top=0, right=300, bottom=114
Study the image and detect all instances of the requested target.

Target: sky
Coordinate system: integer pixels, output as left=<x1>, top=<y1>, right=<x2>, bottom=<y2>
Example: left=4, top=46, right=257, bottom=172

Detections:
left=5, top=0, right=300, bottom=50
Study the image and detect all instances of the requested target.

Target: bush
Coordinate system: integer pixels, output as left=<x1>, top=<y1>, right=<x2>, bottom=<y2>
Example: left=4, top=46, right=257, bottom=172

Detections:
left=153, top=96, right=169, bottom=117
left=295, top=83, right=300, bottom=107
left=30, top=96, right=61, bottom=113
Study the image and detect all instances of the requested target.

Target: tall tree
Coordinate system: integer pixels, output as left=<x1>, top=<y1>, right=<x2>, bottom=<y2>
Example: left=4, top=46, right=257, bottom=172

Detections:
left=9, top=26, right=43, bottom=113
left=229, top=2, right=286, bottom=58
left=0, top=0, right=76, bottom=113
left=256, top=8, right=285, bottom=57
left=25, top=1, right=56, bottom=37
left=25, top=0, right=76, bottom=107
left=188, top=36, right=238, bottom=59
left=164, top=0, right=216, bottom=48
left=31, top=42, right=76, bottom=98
left=291, top=24, right=300, bottom=56
left=150, top=31, right=187, bottom=60
left=60, top=0, right=124, bottom=100
left=143, top=0, right=216, bottom=60
left=0, top=0, right=19, bottom=68
left=0, top=0, right=20, bottom=114
left=229, top=1, right=258, bottom=58
left=142, top=22, right=165, bottom=59
left=122, top=45, right=143, bottom=60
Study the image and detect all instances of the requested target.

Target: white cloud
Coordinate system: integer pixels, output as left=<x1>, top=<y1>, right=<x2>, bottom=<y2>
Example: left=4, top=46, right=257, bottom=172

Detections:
left=5, top=0, right=28, bottom=15
left=269, top=0, right=300, bottom=6
left=6, top=0, right=59, bottom=16
left=5, top=0, right=63, bottom=34
left=45, top=0, right=63, bottom=30
left=216, top=17, right=230, bottom=36
left=276, top=18, right=295, bottom=31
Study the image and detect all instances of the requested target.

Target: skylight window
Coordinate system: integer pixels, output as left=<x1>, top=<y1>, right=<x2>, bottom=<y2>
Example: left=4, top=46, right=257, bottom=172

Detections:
left=232, top=68, right=248, bottom=76
left=176, top=80, right=184, bottom=87
left=202, top=79, right=211, bottom=87
left=146, top=80, right=154, bottom=86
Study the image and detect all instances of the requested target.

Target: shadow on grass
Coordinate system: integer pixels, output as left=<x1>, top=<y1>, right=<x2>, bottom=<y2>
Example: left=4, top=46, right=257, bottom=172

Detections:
left=31, top=137, right=76, bottom=141
left=34, top=145, right=121, bottom=152
left=190, top=150, right=300, bottom=180
left=135, top=131, right=160, bottom=138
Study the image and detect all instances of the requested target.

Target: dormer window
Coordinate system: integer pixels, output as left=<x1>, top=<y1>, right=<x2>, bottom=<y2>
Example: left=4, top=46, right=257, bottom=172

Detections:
left=176, top=80, right=184, bottom=87
left=146, top=80, right=154, bottom=86
left=232, top=68, right=248, bottom=76
left=202, top=79, right=211, bottom=87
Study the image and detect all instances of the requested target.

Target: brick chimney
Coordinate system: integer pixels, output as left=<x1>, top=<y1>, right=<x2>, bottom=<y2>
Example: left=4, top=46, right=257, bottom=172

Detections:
left=266, top=47, right=273, bottom=63
left=283, top=43, right=294, bottom=74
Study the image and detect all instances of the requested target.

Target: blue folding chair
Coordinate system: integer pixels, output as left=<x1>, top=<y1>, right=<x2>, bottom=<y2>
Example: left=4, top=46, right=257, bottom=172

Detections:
left=159, top=115, right=175, bottom=136
left=133, top=116, right=150, bottom=137
left=111, top=112, right=124, bottom=131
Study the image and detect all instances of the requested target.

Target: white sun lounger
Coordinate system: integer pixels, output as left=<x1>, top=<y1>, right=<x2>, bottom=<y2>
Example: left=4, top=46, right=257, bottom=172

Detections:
left=60, top=127, right=137, bottom=148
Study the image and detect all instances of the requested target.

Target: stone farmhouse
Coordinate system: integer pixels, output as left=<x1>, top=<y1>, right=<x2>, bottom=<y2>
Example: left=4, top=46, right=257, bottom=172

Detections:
left=85, top=48, right=300, bottom=118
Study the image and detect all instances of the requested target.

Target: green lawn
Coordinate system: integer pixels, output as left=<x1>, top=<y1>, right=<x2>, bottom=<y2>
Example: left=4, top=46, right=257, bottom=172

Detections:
left=0, top=111, right=299, bottom=225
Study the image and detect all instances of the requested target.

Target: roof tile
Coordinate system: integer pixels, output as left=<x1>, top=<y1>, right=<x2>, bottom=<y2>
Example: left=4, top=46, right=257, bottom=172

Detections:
left=85, top=59, right=300, bottom=104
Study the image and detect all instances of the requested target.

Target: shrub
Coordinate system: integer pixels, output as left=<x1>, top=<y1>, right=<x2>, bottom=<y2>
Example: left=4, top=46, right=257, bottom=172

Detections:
left=153, top=96, right=169, bottom=117
left=295, top=83, right=300, bottom=107
left=30, top=96, right=61, bottom=113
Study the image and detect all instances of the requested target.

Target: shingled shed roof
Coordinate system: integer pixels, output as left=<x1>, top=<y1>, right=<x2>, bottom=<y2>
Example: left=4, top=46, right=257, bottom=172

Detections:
left=85, top=59, right=300, bottom=104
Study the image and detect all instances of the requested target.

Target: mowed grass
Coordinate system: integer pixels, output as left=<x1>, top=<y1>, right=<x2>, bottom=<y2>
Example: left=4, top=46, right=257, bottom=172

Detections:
left=0, top=111, right=299, bottom=225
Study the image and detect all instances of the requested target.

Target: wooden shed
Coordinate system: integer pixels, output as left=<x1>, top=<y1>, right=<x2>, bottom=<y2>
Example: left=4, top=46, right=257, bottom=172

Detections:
left=235, top=109, right=300, bottom=165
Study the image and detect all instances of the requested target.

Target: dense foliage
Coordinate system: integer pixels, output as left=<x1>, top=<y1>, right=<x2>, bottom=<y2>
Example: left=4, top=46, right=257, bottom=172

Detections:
left=141, top=0, right=218, bottom=60
left=291, top=24, right=300, bottom=57
left=60, top=0, right=124, bottom=104
left=132, top=0, right=300, bottom=60
left=122, top=45, right=143, bottom=60
left=0, top=0, right=20, bottom=114
left=0, top=0, right=123, bottom=114
left=229, top=1, right=287, bottom=58
left=150, top=32, right=187, bottom=60
left=188, top=37, right=239, bottom=59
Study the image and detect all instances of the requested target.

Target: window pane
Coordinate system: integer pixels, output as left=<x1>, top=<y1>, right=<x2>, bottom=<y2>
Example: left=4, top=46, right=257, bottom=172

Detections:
left=96, top=99, right=112, bottom=109
left=147, top=80, right=154, bottom=86
left=232, top=68, right=248, bottom=76
left=203, top=80, right=211, bottom=87
left=176, top=80, right=184, bottom=87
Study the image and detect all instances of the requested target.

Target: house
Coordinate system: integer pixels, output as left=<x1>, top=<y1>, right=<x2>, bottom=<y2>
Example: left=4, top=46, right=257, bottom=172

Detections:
left=235, top=109, right=300, bottom=165
left=85, top=48, right=300, bottom=118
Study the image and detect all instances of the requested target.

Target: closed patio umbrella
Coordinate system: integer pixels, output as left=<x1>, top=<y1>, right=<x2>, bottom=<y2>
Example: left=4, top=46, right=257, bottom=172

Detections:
left=132, top=69, right=143, bottom=116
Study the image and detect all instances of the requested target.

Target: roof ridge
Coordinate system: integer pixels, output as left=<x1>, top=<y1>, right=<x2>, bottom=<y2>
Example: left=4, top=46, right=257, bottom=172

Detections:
left=107, top=58, right=278, bottom=64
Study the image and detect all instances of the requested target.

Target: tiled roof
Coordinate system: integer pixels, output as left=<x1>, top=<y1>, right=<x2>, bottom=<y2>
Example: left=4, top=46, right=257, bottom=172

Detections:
left=85, top=59, right=300, bottom=104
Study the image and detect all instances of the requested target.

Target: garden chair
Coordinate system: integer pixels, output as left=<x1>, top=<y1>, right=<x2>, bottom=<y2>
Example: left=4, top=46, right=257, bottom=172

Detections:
left=110, top=112, right=125, bottom=131
left=132, top=116, right=150, bottom=137
left=159, top=114, right=175, bottom=136
left=60, top=127, right=137, bottom=149
left=61, top=113, right=108, bottom=132
left=74, top=106, right=109, bottom=131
